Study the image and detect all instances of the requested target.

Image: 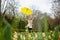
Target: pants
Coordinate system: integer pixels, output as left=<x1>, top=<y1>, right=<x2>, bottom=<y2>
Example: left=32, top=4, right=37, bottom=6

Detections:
left=28, top=27, right=32, bottom=33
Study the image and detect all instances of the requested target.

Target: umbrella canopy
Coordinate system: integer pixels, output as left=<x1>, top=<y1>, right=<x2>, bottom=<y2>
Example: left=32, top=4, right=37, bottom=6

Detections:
left=21, top=7, right=32, bottom=15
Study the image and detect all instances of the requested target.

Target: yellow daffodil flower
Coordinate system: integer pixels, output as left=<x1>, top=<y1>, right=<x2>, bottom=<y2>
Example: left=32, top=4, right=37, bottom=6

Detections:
left=21, top=7, right=32, bottom=15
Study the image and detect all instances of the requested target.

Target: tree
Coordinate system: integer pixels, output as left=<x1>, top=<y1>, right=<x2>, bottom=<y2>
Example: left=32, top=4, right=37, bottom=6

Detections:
left=32, top=9, right=44, bottom=32
left=1, top=0, right=19, bottom=16
left=52, top=0, right=60, bottom=18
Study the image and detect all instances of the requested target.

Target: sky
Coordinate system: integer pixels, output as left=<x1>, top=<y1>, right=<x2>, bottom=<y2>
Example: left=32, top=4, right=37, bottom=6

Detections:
left=17, top=0, right=55, bottom=18
left=18, top=0, right=52, bottom=13
left=1, top=0, right=52, bottom=13
left=1, top=0, right=55, bottom=18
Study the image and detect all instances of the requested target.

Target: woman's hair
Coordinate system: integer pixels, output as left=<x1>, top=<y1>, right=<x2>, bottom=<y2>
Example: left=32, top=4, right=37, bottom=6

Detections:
left=28, top=17, right=32, bottom=20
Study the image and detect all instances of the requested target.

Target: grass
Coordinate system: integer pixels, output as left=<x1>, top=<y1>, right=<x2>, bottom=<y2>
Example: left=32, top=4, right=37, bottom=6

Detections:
left=0, top=14, right=60, bottom=40
left=12, top=31, right=60, bottom=40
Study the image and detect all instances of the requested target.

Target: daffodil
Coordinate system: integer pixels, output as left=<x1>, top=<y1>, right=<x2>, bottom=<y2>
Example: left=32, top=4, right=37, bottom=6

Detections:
left=25, top=30, right=28, bottom=32
left=21, top=7, right=32, bottom=15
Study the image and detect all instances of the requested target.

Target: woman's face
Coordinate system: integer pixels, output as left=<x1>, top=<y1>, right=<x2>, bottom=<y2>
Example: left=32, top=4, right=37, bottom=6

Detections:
left=28, top=18, right=33, bottom=23
left=28, top=18, right=32, bottom=20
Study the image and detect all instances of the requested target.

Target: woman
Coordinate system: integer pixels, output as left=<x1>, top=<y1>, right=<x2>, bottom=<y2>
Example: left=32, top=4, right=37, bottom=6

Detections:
left=27, top=17, right=33, bottom=32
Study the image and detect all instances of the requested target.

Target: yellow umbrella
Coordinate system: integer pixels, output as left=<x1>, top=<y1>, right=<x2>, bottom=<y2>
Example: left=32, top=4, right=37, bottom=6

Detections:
left=21, top=7, right=32, bottom=15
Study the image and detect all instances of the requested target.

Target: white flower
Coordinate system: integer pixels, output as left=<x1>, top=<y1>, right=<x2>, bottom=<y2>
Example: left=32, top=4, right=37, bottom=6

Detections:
left=20, top=34, right=23, bottom=39
left=13, top=31, right=18, bottom=39
left=42, top=32, right=45, bottom=37
left=23, top=36, right=25, bottom=40
left=35, top=33, right=38, bottom=38
left=48, top=35, right=51, bottom=39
